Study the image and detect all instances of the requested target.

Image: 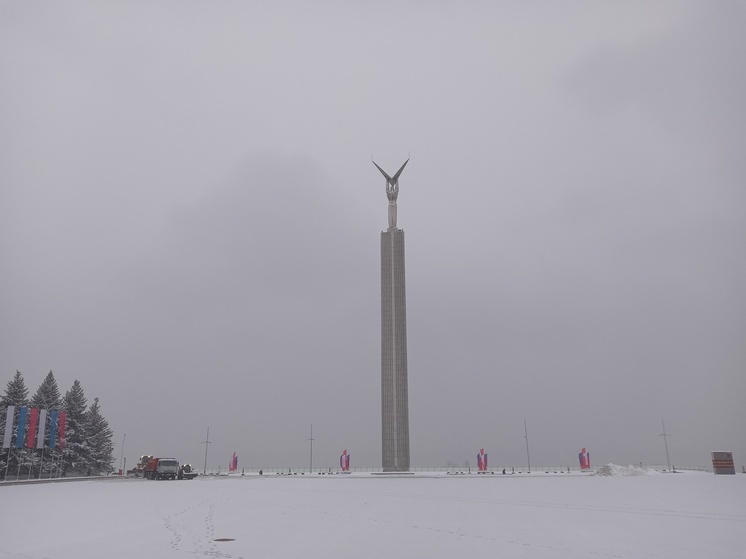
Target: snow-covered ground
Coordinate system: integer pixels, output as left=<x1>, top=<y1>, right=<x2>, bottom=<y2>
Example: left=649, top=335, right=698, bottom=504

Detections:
left=1, top=466, right=744, bottom=559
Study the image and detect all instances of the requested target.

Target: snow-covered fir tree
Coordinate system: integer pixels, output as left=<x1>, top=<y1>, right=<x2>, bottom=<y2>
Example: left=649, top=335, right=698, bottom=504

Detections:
left=85, top=398, right=114, bottom=475
left=28, top=371, right=63, bottom=476
left=1, top=371, right=30, bottom=478
left=30, top=370, right=62, bottom=410
left=61, top=380, right=88, bottom=476
left=1, top=371, right=29, bottom=409
left=3, top=373, right=117, bottom=479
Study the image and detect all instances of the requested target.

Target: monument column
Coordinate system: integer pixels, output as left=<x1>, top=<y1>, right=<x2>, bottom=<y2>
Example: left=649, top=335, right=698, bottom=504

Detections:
left=374, top=159, right=410, bottom=472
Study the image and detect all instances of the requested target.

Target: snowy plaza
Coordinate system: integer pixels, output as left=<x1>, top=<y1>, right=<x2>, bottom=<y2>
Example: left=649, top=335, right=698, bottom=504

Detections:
left=1, top=467, right=744, bottom=559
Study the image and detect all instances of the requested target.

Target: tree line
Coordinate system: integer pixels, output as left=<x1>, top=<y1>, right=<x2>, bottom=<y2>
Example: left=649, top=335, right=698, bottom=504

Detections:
left=1, top=370, right=115, bottom=479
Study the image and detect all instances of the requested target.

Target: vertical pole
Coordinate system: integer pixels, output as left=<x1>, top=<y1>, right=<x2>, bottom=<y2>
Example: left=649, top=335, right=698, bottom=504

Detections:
left=202, top=427, right=211, bottom=475
left=524, top=419, right=531, bottom=473
left=38, top=447, right=45, bottom=479
left=308, top=424, right=315, bottom=474
left=660, top=418, right=672, bottom=472
left=119, top=433, right=126, bottom=475
left=4, top=448, right=10, bottom=481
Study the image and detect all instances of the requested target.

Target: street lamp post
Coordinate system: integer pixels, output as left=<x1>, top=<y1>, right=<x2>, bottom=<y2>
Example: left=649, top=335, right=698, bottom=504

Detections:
left=201, top=427, right=212, bottom=474
left=119, top=433, right=126, bottom=475
left=659, top=419, right=672, bottom=472
left=308, top=424, right=315, bottom=474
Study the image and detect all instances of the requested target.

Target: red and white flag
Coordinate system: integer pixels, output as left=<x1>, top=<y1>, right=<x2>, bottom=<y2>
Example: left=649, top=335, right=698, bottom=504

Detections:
left=26, top=408, right=39, bottom=449
left=340, top=449, right=350, bottom=471
left=477, top=448, right=488, bottom=471
left=579, top=448, right=591, bottom=470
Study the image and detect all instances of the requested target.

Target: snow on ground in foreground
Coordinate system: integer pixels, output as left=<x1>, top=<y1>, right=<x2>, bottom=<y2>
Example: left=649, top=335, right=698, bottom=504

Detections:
left=1, top=468, right=744, bottom=559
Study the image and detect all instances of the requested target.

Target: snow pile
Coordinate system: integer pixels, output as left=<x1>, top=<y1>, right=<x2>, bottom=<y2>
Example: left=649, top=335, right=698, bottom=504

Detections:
left=594, top=463, right=659, bottom=476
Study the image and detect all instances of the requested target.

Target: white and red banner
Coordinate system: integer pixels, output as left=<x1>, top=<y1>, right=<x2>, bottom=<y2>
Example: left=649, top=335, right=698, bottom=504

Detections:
left=477, top=448, right=488, bottom=471
left=229, top=452, right=238, bottom=472
left=340, top=449, right=350, bottom=471
left=579, top=448, right=591, bottom=470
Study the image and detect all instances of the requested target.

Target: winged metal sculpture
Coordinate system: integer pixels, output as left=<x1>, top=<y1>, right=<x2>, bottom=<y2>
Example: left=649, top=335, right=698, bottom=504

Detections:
left=373, top=158, right=409, bottom=229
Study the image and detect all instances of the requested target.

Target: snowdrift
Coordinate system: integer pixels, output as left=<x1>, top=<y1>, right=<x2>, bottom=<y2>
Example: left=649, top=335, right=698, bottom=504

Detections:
left=594, top=463, right=660, bottom=476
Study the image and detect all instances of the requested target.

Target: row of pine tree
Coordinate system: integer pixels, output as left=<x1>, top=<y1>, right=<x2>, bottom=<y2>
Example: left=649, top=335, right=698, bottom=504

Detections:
left=1, top=370, right=115, bottom=479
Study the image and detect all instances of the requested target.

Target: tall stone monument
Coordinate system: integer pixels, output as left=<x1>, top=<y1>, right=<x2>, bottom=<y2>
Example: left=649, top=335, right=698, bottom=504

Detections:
left=373, top=158, right=410, bottom=472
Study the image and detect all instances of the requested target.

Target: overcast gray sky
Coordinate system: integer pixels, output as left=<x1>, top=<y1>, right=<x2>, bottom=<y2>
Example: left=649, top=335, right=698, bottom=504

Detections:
left=1, top=1, right=744, bottom=472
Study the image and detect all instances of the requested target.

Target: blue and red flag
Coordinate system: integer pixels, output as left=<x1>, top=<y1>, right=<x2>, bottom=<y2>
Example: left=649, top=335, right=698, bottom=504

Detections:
left=340, top=449, right=350, bottom=471
left=579, top=448, right=591, bottom=470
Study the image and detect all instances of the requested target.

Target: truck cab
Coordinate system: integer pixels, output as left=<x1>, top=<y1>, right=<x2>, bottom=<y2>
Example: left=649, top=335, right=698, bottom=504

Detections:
left=145, top=458, right=179, bottom=480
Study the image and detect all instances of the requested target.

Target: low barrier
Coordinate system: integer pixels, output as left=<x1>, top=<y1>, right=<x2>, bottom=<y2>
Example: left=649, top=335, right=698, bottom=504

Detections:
left=201, top=463, right=708, bottom=476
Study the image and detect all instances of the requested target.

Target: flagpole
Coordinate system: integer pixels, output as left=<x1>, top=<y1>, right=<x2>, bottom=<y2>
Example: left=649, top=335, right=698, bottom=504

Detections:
left=30, top=448, right=38, bottom=480
left=38, top=447, right=45, bottom=479
left=3, top=448, right=9, bottom=481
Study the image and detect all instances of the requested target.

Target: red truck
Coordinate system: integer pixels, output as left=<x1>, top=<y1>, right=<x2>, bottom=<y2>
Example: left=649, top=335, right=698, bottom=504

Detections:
left=144, top=457, right=180, bottom=480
